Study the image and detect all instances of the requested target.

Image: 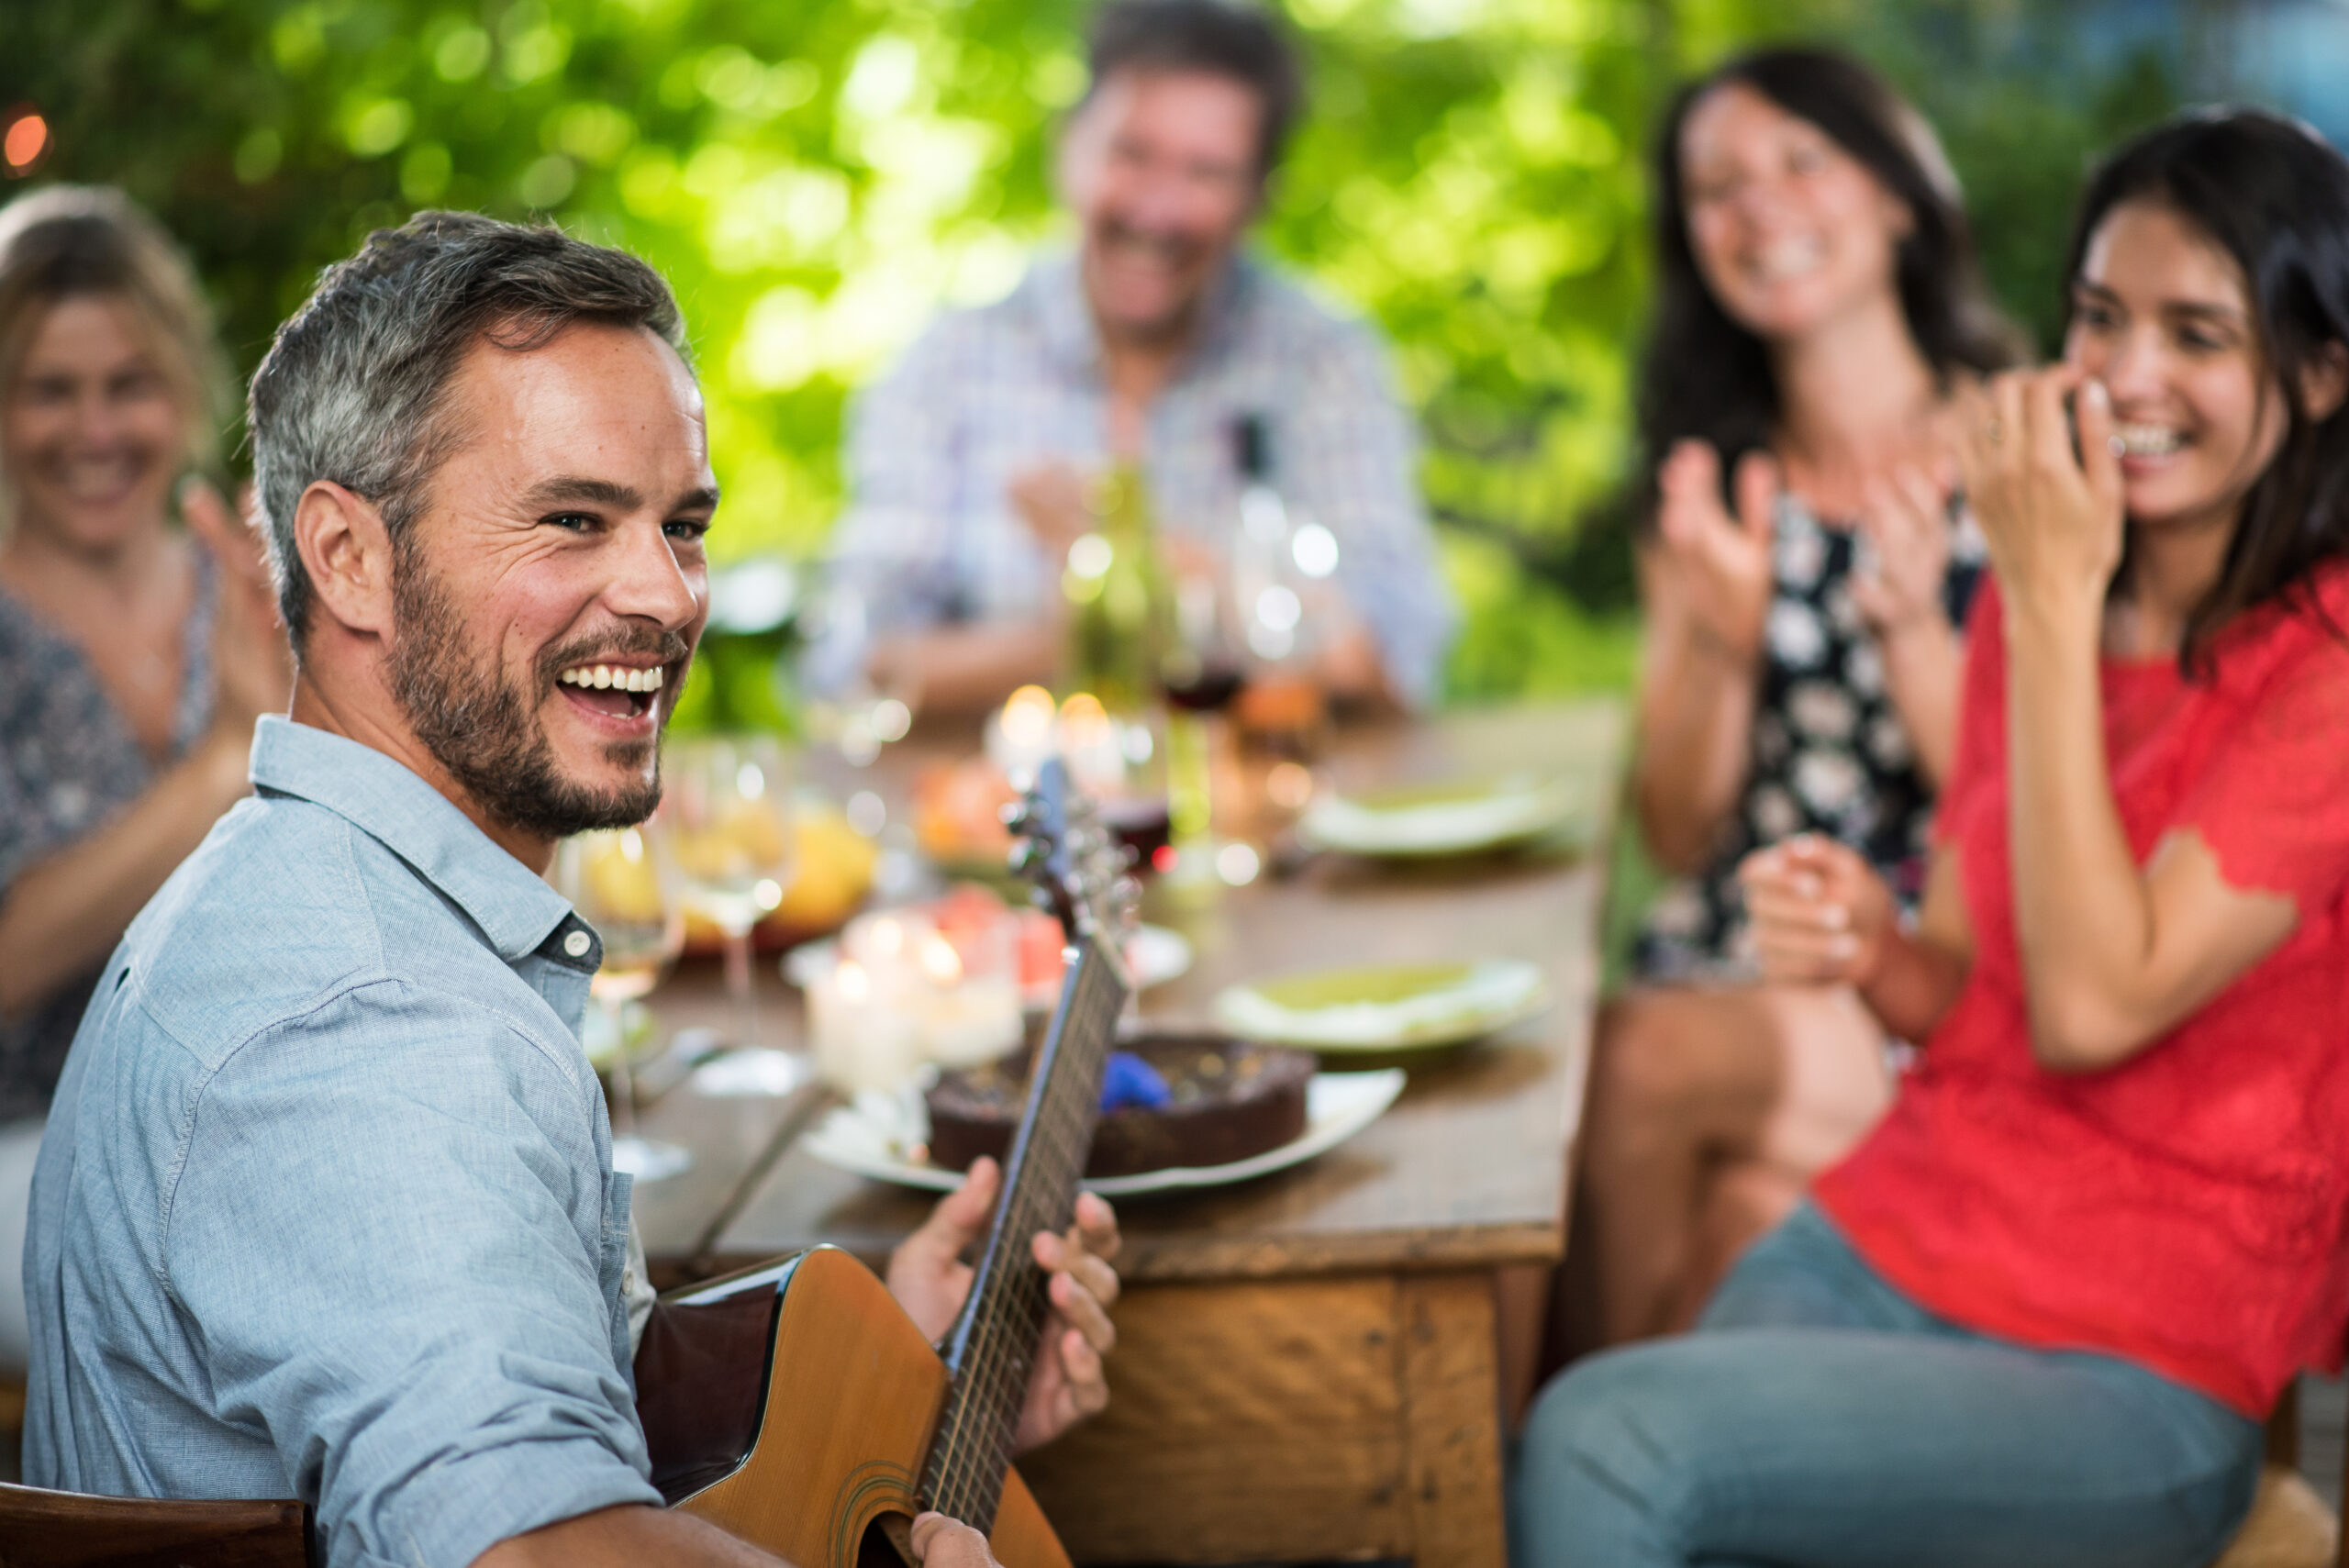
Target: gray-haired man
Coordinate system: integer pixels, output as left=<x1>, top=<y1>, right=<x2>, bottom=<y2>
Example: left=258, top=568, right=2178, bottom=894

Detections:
left=21, top=213, right=1119, bottom=1568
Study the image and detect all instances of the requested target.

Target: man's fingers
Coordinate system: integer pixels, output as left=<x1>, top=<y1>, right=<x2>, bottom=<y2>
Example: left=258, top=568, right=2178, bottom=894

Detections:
left=1047, top=1276, right=1118, bottom=1361
left=1056, top=1326, right=1108, bottom=1415
left=908, top=1512, right=997, bottom=1568
left=1032, top=1229, right=1121, bottom=1318
left=910, top=1157, right=998, bottom=1258
left=1073, top=1192, right=1120, bottom=1257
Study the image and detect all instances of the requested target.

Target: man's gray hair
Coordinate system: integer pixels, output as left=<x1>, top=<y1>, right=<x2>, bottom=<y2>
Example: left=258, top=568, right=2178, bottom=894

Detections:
left=248, top=211, right=688, bottom=640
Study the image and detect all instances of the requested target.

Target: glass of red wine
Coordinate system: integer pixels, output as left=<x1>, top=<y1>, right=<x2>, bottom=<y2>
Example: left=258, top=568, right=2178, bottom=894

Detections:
left=1157, top=573, right=1250, bottom=883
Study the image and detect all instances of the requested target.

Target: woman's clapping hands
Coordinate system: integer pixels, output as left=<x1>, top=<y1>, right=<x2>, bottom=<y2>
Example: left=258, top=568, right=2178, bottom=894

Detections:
left=1737, top=835, right=1898, bottom=988
left=1653, top=439, right=1781, bottom=665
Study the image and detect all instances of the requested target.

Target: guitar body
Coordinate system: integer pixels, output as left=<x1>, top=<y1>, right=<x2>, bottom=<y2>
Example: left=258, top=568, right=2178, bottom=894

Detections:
left=666, top=1247, right=1071, bottom=1568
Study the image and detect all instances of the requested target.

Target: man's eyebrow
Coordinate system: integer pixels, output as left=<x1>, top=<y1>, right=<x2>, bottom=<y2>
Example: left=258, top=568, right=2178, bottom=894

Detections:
left=519, top=476, right=643, bottom=511
left=674, top=484, right=720, bottom=514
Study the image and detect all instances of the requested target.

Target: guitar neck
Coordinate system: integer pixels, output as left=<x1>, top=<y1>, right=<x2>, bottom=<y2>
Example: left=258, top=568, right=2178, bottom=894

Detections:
left=918, top=930, right=1129, bottom=1528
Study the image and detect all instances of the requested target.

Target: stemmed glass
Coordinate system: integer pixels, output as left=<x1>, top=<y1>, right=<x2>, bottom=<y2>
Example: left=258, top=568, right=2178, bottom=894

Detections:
left=1159, top=569, right=1250, bottom=880
left=550, top=825, right=693, bottom=1181
left=662, top=735, right=799, bottom=1063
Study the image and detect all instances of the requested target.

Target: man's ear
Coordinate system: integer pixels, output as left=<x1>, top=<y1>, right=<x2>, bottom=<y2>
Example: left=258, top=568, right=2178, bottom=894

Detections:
left=293, top=480, right=398, bottom=639
left=2300, top=341, right=2349, bottom=423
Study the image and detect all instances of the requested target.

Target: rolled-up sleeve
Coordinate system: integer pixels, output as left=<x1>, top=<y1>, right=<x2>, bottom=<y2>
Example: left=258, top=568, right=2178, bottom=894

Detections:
left=1288, top=320, right=1455, bottom=707
left=161, top=985, right=658, bottom=1568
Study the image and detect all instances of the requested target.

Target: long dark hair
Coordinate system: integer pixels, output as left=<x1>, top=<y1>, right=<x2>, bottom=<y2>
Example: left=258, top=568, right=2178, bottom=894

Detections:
left=1637, top=48, right=2023, bottom=518
left=2063, top=109, right=2349, bottom=672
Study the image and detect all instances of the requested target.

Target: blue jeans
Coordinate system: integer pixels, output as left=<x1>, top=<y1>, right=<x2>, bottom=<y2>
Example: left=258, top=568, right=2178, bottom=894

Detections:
left=1510, top=1204, right=2263, bottom=1567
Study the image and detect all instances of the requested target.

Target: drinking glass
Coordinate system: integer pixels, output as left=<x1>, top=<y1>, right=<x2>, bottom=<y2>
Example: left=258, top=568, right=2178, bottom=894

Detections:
left=1159, top=569, right=1250, bottom=880
left=663, top=735, right=799, bottom=1058
left=550, top=824, right=692, bottom=1182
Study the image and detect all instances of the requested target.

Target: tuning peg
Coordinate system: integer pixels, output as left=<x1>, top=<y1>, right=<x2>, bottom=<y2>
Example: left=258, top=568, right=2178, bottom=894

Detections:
left=1001, top=797, right=1041, bottom=837
left=1109, top=874, right=1144, bottom=931
left=1009, top=837, right=1052, bottom=878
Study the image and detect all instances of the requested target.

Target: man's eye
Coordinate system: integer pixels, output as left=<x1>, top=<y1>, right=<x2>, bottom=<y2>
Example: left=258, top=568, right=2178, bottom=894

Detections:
left=663, top=517, right=712, bottom=541
left=546, top=512, right=599, bottom=532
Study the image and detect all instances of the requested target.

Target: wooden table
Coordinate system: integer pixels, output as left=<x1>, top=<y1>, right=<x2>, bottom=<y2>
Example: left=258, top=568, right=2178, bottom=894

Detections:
left=629, top=965, right=827, bottom=1274
left=687, top=701, right=1625, bottom=1567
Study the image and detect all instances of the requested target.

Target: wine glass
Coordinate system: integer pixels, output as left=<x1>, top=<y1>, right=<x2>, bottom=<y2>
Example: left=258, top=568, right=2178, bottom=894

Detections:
left=1158, top=568, right=1250, bottom=882
left=550, top=824, right=692, bottom=1182
left=662, top=735, right=799, bottom=1063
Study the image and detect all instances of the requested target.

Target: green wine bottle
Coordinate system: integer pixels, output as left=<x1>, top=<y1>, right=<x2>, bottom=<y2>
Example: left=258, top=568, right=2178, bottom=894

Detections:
left=1061, top=462, right=1172, bottom=717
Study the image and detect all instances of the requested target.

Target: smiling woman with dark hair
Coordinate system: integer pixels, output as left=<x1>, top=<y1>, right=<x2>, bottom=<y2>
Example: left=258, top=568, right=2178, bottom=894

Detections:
left=1564, top=46, right=2025, bottom=1355
left=1513, top=108, right=2349, bottom=1568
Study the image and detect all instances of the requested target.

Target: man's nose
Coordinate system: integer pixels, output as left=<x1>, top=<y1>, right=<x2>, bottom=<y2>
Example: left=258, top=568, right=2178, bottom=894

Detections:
left=603, top=517, right=702, bottom=630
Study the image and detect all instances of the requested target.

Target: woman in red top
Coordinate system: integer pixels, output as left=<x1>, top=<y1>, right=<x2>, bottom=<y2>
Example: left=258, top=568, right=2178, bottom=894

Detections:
left=1513, top=108, right=2349, bottom=1568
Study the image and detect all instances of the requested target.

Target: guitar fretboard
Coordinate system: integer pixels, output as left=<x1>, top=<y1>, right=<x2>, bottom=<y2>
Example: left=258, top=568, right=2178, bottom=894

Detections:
left=918, top=931, right=1129, bottom=1528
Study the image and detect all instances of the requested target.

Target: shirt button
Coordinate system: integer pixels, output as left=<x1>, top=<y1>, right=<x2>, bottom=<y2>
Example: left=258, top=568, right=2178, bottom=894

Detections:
left=563, top=929, right=593, bottom=959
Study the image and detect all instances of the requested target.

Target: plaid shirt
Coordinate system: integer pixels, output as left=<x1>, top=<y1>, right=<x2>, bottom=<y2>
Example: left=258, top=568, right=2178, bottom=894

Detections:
left=803, top=250, right=1455, bottom=706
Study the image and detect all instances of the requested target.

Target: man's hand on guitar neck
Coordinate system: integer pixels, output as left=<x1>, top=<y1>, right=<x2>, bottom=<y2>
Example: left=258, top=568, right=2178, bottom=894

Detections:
left=885, top=1155, right=1124, bottom=1451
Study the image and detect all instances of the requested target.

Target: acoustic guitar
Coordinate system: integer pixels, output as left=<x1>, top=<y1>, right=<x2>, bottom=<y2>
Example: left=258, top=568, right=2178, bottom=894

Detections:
left=634, top=757, right=1136, bottom=1568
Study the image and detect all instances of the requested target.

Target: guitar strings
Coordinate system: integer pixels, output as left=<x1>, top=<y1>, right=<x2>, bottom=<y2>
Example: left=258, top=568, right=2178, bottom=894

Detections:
left=925, top=945, right=1125, bottom=1521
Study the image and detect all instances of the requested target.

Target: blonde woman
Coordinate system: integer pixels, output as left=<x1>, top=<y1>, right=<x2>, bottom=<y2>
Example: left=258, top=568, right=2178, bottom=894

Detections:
left=0, top=187, right=287, bottom=1364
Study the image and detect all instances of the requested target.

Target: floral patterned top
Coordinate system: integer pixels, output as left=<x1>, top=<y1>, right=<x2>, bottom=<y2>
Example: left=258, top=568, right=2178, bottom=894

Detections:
left=0, top=556, right=214, bottom=1122
left=1633, top=492, right=1985, bottom=983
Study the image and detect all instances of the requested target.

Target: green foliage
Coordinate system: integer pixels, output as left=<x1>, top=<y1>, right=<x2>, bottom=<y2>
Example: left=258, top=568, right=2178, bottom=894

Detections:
left=1, top=0, right=2181, bottom=707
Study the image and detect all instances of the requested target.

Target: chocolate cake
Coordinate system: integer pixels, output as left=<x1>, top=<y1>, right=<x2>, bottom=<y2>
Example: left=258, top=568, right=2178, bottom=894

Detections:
left=925, top=1032, right=1315, bottom=1179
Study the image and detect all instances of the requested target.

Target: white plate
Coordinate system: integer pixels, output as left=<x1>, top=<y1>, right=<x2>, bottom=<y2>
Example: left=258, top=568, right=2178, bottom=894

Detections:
left=785, top=923, right=1191, bottom=1002
left=1299, top=773, right=1585, bottom=859
left=1214, top=958, right=1550, bottom=1054
left=800, top=1069, right=1406, bottom=1198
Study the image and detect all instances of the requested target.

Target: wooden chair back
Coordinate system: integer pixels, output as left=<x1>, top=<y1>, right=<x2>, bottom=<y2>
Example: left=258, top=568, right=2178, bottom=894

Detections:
left=0, top=1483, right=308, bottom=1568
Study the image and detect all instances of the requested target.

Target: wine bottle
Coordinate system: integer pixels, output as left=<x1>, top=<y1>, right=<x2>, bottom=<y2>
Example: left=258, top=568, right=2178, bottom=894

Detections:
left=1061, top=462, right=1173, bottom=717
left=1228, top=415, right=1331, bottom=759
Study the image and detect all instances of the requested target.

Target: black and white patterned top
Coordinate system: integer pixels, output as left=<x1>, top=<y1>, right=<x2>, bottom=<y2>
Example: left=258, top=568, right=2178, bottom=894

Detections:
left=1633, top=492, right=1985, bottom=983
left=0, top=556, right=215, bottom=1122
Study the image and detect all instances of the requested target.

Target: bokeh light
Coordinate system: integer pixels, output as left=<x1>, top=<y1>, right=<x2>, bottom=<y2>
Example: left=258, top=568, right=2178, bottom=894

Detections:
left=3, top=112, right=46, bottom=172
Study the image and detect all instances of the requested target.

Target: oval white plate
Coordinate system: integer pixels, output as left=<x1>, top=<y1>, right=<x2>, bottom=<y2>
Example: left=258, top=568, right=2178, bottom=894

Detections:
left=1214, top=958, right=1550, bottom=1054
left=800, top=1069, right=1405, bottom=1198
left=1299, top=774, right=1585, bottom=859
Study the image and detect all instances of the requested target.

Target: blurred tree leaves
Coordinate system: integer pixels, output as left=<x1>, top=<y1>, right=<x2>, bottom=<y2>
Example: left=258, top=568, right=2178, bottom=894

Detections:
left=2, top=0, right=2178, bottom=701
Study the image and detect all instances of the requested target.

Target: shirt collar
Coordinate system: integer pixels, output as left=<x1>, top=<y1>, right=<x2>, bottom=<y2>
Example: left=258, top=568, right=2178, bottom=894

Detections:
left=247, top=715, right=580, bottom=965
left=1030, top=246, right=1257, bottom=383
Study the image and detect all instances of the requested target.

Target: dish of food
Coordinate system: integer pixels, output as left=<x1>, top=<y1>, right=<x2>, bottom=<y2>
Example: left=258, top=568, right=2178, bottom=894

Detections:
left=927, top=1033, right=1315, bottom=1179
left=1297, top=773, right=1589, bottom=859
left=801, top=1066, right=1406, bottom=1198
left=1213, top=957, right=1550, bottom=1055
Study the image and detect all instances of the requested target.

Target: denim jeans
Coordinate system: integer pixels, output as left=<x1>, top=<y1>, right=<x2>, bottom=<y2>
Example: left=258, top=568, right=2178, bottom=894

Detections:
left=1510, top=1203, right=2263, bottom=1567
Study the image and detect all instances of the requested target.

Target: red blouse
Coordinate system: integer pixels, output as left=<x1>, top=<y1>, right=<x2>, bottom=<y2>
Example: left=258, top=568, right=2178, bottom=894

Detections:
left=1815, top=566, right=2349, bottom=1418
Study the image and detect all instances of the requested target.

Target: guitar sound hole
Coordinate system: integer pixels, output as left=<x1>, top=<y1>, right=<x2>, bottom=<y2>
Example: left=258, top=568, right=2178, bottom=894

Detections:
left=859, top=1511, right=918, bottom=1568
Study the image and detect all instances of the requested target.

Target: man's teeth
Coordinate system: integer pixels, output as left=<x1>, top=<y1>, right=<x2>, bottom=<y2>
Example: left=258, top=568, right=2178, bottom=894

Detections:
left=559, top=664, right=664, bottom=693
left=2112, top=422, right=2185, bottom=457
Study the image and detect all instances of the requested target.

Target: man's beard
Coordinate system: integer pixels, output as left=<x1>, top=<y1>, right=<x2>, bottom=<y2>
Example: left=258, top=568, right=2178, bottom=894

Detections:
left=387, top=551, right=686, bottom=840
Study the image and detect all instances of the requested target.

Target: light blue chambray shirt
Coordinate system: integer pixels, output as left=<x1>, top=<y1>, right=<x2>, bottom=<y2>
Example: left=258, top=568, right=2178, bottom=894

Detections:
left=803, top=249, right=1457, bottom=706
left=23, top=716, right=662, bottom=1568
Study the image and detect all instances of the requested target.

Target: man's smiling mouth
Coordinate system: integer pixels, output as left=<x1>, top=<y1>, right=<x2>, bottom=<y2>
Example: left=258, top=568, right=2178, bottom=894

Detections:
left=555, top=662, right=664, bottom=719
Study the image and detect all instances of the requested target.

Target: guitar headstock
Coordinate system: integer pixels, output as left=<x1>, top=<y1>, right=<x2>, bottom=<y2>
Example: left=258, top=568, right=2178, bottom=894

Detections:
left=1003, top=758, right=1141, bottom=946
